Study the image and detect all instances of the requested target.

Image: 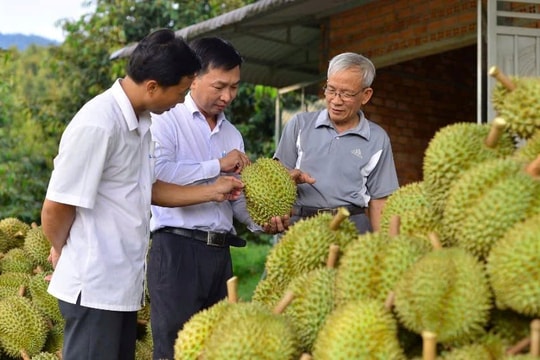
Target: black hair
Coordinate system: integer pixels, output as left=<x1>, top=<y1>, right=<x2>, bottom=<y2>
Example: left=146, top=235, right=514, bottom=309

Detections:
left=188, top=37, right=243, bottom=75
left=127, top=29, right=201, bottom=87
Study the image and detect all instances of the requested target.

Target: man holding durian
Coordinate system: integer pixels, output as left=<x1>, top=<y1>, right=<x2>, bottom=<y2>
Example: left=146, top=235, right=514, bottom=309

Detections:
left=274, top=52, right=399, bottom=233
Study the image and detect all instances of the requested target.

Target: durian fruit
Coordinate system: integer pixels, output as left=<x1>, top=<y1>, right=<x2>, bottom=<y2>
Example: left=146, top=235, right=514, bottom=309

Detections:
left=201, top=292, right=299, bottom=360
left=0, top=248, right=34, bottom=274
left=174, top=277, right=238, bottom=360
left=41, top=323, right=63, bottom=355
left=0, top=295, right=49, bottom=358
left=439, top=333, right=506, bottom=360
left=311, top=299, right=406, bottom=360
left=30, top=352, right=60, bottom=360
left=282, top=244, right=339, bottom=353
left=513, top=130, right=540, bottom=163
left=0, top=218, right=30, bottom=253
left=490, top=66, right=540, bottom=139
left=28, top=272, right=63, bottom=325
left=394, top=242, right=492, bottom=345
left=488, top=309, right=534, bottom=348
left=443, top=156, right=540, bottom=260
left=334, top=230, right=431, bottom=307
left=241, top=158, right=297, bottom=226
left=23, top=225, right=53, bottom=273
left=422, top=120, right=515, bottom=214
left=487, top=213, right=540, bottom=317
left=379, top=182, right=441, bottom=242
left=0, top=272, right=31, bottom=299
left=504, top=319, right=540, bottom=359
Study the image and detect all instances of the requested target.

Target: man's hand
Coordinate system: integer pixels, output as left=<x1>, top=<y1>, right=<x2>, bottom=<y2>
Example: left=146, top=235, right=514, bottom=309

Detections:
left=219, top=149, right=251, bottom=174
left=289, top=169, right=316, bottom=185
left=212, top=176, right=245, bottom=202
left=262, top=215, right=290, bottom=234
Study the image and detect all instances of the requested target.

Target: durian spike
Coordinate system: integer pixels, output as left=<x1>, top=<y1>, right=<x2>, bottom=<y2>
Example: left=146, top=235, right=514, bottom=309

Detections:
left=489, top=65, right=516, bottom=91
left=485, top=117, right=508, bottom=148
left=530, top=319, right=540, bottom=356
left=226, top=276, right=238, bottom=304
left=421, top=330, right=437, bottom=360
left=506, top=336, right=531, bottom=356
left=384, top=291, right=395, bottom=311
left=326, top=244, right=340, bottom=269
left=56, top=350, right=63, bottom=359
left=20, top=349, right=30, bottom=360
left=299, top=354, right=313, bottom=360
left=389, top=214, right=400, bottom=237
left=329, top=207, right=350, bottom=230
left=273, top=290, right=294, bottom=314
left=428, top=232, right=443, bottom=250
left=525, top=154, right=540, bottom=180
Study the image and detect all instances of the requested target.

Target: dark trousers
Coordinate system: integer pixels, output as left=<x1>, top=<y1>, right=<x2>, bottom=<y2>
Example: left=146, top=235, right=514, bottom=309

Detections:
left=147, top=231, right=233, bottom=360
left=58, top=296, right=137, bottom=360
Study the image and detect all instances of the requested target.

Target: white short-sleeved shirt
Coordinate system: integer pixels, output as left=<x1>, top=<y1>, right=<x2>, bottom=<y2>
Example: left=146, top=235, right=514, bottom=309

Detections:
left=274, top=109, right=399, bottom=208
left=46, top=79, right=154, bottom=312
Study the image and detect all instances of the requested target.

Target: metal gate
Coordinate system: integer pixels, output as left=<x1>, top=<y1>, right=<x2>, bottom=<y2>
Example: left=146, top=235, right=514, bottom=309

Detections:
left=486, top=0, right=540, bottom=122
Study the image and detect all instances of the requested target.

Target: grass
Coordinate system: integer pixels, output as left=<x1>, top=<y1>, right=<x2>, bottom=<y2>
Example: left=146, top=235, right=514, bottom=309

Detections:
left=230, top=242, right=271, bottom=301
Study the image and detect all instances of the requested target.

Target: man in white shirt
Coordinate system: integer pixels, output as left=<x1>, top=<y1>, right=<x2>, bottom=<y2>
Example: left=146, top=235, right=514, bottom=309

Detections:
left=41, top=29, right=243, bottom=360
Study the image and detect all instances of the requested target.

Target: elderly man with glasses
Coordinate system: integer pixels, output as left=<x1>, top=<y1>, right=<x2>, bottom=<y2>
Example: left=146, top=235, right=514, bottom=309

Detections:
left=274, top=52, right=399, bottom=234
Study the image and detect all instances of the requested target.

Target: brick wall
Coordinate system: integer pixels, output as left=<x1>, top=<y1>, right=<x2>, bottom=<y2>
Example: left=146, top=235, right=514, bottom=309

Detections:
left=325, top=0, right=478, bottom=186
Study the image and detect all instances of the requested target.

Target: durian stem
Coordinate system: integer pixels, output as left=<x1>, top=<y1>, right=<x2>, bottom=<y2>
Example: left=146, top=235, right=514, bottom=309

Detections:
left=506, top=337, right=531, bottom=356
left=299, top=354, right=313, bottom=360
left=484, top=117, right=507, bottom=148
left=17, top=285, right=25, bottom=297
left=525, top=155, right=540, bottom=180
left=273, top=290, right=294, bottom=314
left=384, top=291, right=395, bottom=311
left=226, top=276, right=238, bottom=304
left=329, top=207, right=350, bottom=230
left=428, top=232, right=443, bottom=250
left=389, top=215, right=400, bottom=237
left=421, top=331, right=437, bottom=360
left=20, top=349, right=30, bottom=360
left=326, top=244, right=340, bottom=269
left=489, top=66, right=516, bottom=91
left=530, top=319, right=540, bottom=356
left=31, top=221, right=38, bottom=228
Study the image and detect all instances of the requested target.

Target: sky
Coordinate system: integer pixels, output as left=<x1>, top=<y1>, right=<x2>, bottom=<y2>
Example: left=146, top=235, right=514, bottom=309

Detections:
left=0, top=0, right=95, bottom=42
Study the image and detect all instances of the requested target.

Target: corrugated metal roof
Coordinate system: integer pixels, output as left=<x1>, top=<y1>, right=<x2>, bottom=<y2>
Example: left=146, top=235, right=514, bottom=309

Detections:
left=110, top=0, right=368, bottom=89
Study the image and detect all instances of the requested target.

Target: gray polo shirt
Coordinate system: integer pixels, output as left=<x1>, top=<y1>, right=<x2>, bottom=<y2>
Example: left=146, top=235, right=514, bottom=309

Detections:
left=274, top=109, right=399, bottom=208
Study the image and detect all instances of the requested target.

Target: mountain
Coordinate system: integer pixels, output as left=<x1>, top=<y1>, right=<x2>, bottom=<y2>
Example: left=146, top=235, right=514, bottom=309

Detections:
left=0, top=33, right=59, bottom=51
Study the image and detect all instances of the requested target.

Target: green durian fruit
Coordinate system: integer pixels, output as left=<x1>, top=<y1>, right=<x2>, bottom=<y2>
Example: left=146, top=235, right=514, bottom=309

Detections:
left=287, top=211, right=357, bottom=280
left=380, top=181, right=442, bottom=241
left=202, top=301, right=299, bottom=360
left=488, top=309, right=532, bottom=347
left=251, top=277, right=284, bottom=310
left=423, top=122, right=515, bottom=214
left=394, top=247, right=492, bottom=345
left=241, top=158, right=297, bottom=226
left=30, top=352, right=60, bottom=360
left=312, top=299, right=406, bottom=360
left=439, top=333, right=505, bottom=360
left=42, top=323, right=63, bottom=355
left=282, top=244, right=339, bottom=353
left=490, top=67, right=540, bottom=139
left=0, top=272, right=31, bottom=299
left=487, top=213, right=540, bottom=317
left=28, top=272, right=63, bottom=325
left=444, top=157, right=540, bottom=260
left=335, top=232, right=431, bottom=306
left=260, top=232, right=297, bottom=292
left=23, top=226, right=52, bottom=272
left=513, top=130, right=540, bottom=163
left=0, top=295, right=49, bottom=358
left=0, top=218, right=30, bottom=252
left=135, top=339, right=153, bottom=360
left=0, top=248, right=34, bottom=274
left=174, top=300, right=232, bottom=360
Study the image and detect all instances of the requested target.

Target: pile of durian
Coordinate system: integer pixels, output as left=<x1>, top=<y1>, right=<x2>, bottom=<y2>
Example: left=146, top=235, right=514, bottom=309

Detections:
left=172, top=66, right=540, bottom=360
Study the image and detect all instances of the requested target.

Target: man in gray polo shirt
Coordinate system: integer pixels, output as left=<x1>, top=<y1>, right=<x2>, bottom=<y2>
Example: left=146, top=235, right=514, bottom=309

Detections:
left=274, top=52, right=399, bottom=233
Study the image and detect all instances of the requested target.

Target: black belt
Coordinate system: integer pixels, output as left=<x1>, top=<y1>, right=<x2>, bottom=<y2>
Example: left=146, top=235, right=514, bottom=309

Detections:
left=292, top=205, right=365, bottom=218
left=154, top=227, right=246, bottom=247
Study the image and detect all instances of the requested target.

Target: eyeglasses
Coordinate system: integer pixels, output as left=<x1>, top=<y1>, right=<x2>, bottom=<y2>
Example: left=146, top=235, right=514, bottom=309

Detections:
left=323, top=85, right=365, bottom=101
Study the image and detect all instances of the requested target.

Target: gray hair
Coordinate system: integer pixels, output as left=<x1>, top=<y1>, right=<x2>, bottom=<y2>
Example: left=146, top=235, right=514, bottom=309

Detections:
left=327, top=52, right=376, bottom=87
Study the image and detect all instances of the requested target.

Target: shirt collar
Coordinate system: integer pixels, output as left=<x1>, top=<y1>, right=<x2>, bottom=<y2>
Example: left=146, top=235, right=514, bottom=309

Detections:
left=315, top=109, right=370, bottom=140
left=184, top=93, right=227, bottom=127
left=111, top=79, right=151, bottom=134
